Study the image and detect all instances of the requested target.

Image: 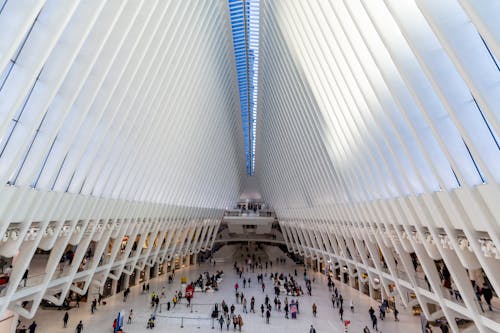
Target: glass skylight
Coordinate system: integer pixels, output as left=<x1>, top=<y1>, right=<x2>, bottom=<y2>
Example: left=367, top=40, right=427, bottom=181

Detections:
left=228, top=0, right=260, bottom=176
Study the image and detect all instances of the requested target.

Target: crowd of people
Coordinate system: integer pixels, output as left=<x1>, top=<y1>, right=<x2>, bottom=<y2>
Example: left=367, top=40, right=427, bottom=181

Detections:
left=14, top=244, right=469, bottom=333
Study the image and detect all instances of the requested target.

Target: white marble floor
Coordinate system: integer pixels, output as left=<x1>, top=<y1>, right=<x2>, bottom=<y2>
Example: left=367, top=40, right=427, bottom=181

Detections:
left=19, top=245, right=422, bottom=333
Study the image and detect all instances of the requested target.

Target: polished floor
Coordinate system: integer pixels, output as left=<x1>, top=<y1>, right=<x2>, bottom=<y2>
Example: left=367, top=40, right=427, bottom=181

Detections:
left=19, top=245, right=423, bottom=333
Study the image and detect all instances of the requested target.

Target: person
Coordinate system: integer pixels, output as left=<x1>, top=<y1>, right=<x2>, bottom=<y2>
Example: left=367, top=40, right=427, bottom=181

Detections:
left=309, top=325, right=316, bottom=333
left=482, top=284, right=493, bottom=311
left=22, top=269, right=29, bottom=287
left=372, top=314, right=378, bottom=331
left=98, top=293, right=102, bottom=306
left=243, top=278, right=246, bottom=288
left=439, top=321, right=449, bottom=333
left=128, top=309, right=133, bottom=324
left=261, top=304, right=265, bottom=317
left=339, top=306, right=344, bottom=321
left=28, top=321, right=37, bottom=333
left=363, top=326, right=370, bottom=333
left=349, top=299, right=354, bottom=312
left=76, top=294, right=81, bottom=308
left=424, top=322, right=432, bottom=333
left=63, top=312, right=69, bottom=328
left=218, top=315, right=224, bottom=331
left=237, top=314, right=243, bottom=331
left=76, top=321, right=83, bottom=333
left=475, top=284, right=484, bottom=312
left=234, top=283, right=239, bottom=292
left=394, top=307, right=399, bottom=322
left=266, top=309, right=271, bottom=324
left=226, top=313, right=230, bottom=331
left=19, top=325, right=27, bottom=333
left=147, top=314, right=155, bottom=329
left=312, top=303, right=317, bottom=317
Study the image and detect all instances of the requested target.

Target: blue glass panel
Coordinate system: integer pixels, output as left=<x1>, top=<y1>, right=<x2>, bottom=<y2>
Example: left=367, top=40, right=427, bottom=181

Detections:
left=228, top=0, right=260, bottom=175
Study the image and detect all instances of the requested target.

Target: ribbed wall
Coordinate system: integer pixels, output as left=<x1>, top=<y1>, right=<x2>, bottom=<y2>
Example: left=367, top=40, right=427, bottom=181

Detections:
left=256, top=1, right=500, bottom=332
left=0, top=0, right=244, bottom=319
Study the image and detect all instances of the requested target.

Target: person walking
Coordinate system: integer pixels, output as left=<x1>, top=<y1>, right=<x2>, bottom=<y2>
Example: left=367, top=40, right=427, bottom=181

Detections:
left=309, top=325, right=316, bottom=333
left=349, top=299, right=354, bottom=312
left=394, top=307, right=399, bottom=322
left=76, top=321, right=83, bottom=333
left=218, top=315, right=224, bottom=331
left=127, top=309, right=133, bottom=324
left=363, top=326, right=371, bottom=333
left=312, top=303, right=317, bottom=317
left=63, top=312, right=69, bottom=328
left=339, top=306, right=344, bottom=321
left=266, top=309, right=271, bottom=324
left=372, top=314, right=378, bottom=331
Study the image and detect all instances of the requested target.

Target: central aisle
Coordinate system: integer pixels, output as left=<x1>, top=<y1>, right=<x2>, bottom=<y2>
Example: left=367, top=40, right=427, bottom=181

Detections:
left=21, top=245, right=421, bottom=333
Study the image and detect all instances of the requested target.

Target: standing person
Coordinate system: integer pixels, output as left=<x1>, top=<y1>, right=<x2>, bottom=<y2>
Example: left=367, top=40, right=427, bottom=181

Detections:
left=309, top=325, right=316, bottom=333
left=482, top=284, right=493, bottom=311
left=127, top=309, right=133, bottom=324
left=237, top=314, right=243, bottom=332
left=439, top=321, right=449, bottom=333
left=475, top=284, right=484, bottom=312
left=218, top=315, right=224, bottom=331
left=76, top=321, right=83, bottom=333
left=63, top=312, right=69, bottom=328
left=312, top=303, right=317, bottom=317
left=28, top=321, right=37, bottom=333
left=22, top=269, right=29, bottom=287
